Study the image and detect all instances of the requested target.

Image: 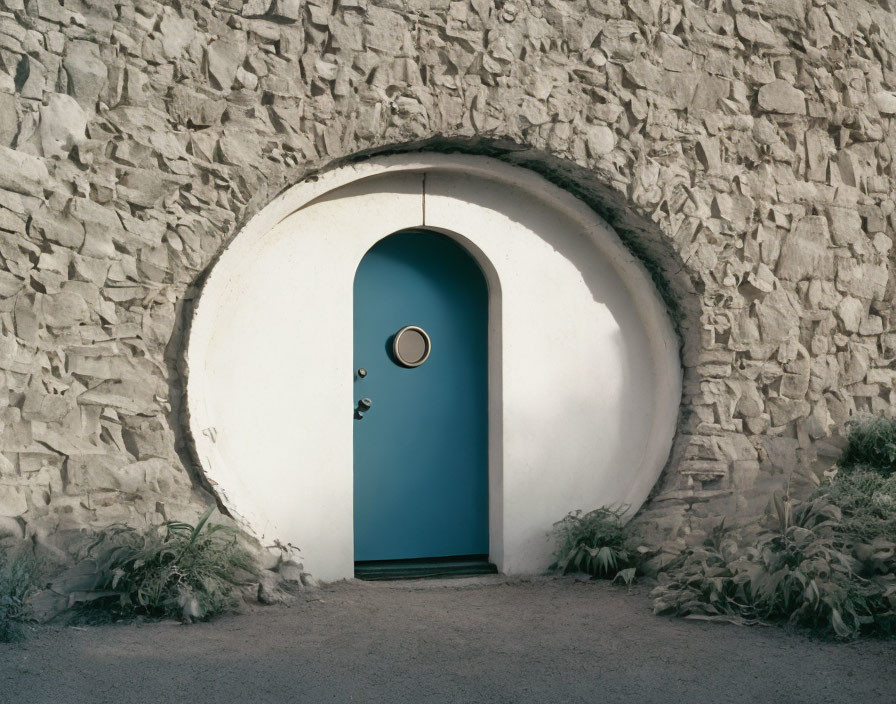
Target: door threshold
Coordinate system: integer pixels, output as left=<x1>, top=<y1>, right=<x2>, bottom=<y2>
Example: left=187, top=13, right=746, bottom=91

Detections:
left=354, top=554, right=498, bottom=581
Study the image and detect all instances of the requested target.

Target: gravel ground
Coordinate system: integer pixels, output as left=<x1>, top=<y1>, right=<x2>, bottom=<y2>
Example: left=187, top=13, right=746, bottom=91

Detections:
left=1, top=576, right=894, bottom=704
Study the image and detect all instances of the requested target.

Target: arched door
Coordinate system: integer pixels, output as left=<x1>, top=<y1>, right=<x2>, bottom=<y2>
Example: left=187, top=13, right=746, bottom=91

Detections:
left=353, top=230, right=488, bottom=562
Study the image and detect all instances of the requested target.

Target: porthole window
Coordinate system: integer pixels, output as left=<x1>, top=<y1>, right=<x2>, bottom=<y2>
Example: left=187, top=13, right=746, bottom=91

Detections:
left=393, top=325, right=431, bottom=367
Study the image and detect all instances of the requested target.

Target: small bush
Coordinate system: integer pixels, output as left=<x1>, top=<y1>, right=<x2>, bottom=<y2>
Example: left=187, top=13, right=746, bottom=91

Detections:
left=78, top=507, right=255, bottom=623
left=550, top=506, right=644, bottom=584
left=0, top=546, right=42, bottom=643
left=813, top=469, right=896, bottom=543
left=838, top=415, right=896, bottom=477
left=652, top=489, right=896, bottom=640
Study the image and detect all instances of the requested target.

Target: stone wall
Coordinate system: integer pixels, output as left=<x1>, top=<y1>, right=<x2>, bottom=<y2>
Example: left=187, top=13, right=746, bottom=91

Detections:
left=0, top=0, right=894, bottom=560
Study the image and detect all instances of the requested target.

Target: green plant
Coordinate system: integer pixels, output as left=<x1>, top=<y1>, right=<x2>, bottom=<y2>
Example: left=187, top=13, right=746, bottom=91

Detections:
left=652, top=488, right=896, bottom=640
left=550, top=506, right=644, bottom=583
left=812, top=469, right=896, bottom=544
left=838, top=415, right=896, bottom=477
left=78, top=507, right=255, bottom=623
left=0, top=546, right=42, bottom=643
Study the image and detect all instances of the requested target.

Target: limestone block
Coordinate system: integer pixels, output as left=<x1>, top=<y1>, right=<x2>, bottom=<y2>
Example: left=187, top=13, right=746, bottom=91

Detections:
left=63, top=41, right=107, bottom=111
left=67, top=351, right=135, bottom=380
left=242, top=0, right=272, bottom=14
left=519, top=96, right=551, bottom=126
left=712, top=193, right=754, bottom=232
left=761, top=435, right=802, bottom=472
left=826, top=206, right=862, bottom=246
left=0, top=271, right=24, bottom=297
left=157, top=9, right=196, bottom=59
left=780, top=372, right=810, bottom=400
left=207, top=37, right=247, bottom=90
left=872, top=234, right=892, bottom=256
left=839, top=342, right=875, bottom=386
left=735, top=13, right=782, bottom=47
left=836, top=261, right=888, bottom=300
left=690, top=75, right=730, bottom=112
left=64, top=454, right=125, bottom=494
left=30, top=207, right=86, bottom=249
left=757, top=79, right=806, bottom=114
left=78, top=380, right=158, bottom=415
left=257, top=569, right=292, bottom=605
left=809, top=355, right=840, bottom=397
left=715, top=433, right=758, bottom=462
left=836, top=296, right=863, bottom=333
left=0, top=146, right=51, bottom=197
left=0, top=483, right=27, bottom=517
left=269, top=0, right=302, bottom=21
left=0, top=205, right=26, bottom=234
left=42, top=290, right=90, bottom=328
left=756, top=289, right=800, bottom=344
left=16, top=54, right=46, bottom=100
left=39, top=93, right=88, bottom=159
left=120, top=416, right=175, bottom=461
left=807, top=7, right=833, bottom=48
left=0, top=94, right=18, bottom=148
left=116, top=458, right=187, bottom=494
left=872, top=92, right=896, bottom=115
left=804, top=398, right=834, bottom=440
left=364, top=6, right=411, bottom=54
left=859, top=316, right=883, bottom=336
left=117, top=169, right=169, bottom=208
left=732, top=379, right=764, bottom=418
left=22, top=386, right=71, bottom=423
left=585, top=124, right=614, bottom=156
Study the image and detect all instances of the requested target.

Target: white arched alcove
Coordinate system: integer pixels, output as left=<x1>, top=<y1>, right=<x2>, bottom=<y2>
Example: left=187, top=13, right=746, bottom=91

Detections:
left=186, top=155, right=681, bottom=581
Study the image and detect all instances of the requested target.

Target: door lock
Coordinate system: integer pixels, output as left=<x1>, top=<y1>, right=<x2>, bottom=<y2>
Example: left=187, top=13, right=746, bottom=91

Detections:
left=357, top=368, right=367, bottom=378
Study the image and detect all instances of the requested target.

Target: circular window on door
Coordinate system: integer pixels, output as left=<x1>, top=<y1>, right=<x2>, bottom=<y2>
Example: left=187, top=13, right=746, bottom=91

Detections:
left=393, top=325, right=431, bottom=367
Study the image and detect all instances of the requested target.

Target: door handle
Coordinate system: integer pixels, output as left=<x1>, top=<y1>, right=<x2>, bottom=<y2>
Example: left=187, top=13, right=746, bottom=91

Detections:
left=355, top=397, right=373, bottom=419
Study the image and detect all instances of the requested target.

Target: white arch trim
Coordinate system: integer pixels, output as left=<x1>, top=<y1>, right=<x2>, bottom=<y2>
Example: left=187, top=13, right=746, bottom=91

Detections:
left=186, top=155, right=681, bottom=580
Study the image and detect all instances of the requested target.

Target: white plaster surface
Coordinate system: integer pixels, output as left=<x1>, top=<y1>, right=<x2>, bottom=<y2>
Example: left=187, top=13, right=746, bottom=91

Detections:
left=186, top=155, right=681, bottom=581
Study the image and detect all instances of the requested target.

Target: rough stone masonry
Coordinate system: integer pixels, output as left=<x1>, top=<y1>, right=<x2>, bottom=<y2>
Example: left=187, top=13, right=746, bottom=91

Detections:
left=0, top=0, right=894, bottom=567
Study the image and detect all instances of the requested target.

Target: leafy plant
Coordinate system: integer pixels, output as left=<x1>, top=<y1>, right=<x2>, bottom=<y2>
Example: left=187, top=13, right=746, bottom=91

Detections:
left=78, top=507, right=255, bottom=623
left=812, top=469, right=896, bottom=544
left=838, top=415, right=896, bottom=477
left=0, top=546, right=42, bottom=643
left=652, top=487, right=896, bottom=640
left=550, top=506, right=645, bottom=583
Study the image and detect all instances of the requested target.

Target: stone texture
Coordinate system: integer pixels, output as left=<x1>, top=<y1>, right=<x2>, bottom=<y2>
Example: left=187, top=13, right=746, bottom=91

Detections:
left=0, top=0, right=891, bottom=568
left=775, top=216, right=832, bottom=282
left=39, top=93, right=88, bottom=159
left=0, top=146, right=50, bottom=195
left=62, top=40, right=107, bottom=111
left=0, top=93, right=18, bottom=147
left=758, top=79, right=807, bottom=114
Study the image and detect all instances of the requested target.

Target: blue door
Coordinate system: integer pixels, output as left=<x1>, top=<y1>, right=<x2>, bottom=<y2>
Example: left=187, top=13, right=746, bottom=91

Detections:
left=353, top=230, right=488, bottom=561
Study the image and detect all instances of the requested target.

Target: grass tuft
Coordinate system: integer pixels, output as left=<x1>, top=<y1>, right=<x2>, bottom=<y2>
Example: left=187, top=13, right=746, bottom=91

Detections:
left=550, top=506, right=646, bottom=584
left=838, top=415, right=896, bottom=477
left=0, top=545, right=42, bottom=643
left=813, top=469, right=896, bottom=543
left=77, top=507, right=255, bottom=623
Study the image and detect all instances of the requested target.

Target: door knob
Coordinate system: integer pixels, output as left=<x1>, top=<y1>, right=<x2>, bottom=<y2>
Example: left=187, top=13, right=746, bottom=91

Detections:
left=355, top=397, right=373, bottom=420
left=357, top=368, right=367, bottom=378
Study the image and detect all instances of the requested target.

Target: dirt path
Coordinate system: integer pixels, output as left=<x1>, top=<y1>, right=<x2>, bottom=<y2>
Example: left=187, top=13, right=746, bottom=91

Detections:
left=1, top=576, right=894, bottom=704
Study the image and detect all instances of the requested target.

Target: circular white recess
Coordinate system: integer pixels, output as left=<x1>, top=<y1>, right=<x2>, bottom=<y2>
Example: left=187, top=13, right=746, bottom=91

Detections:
left=185, top=154, right=682, bottom=581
